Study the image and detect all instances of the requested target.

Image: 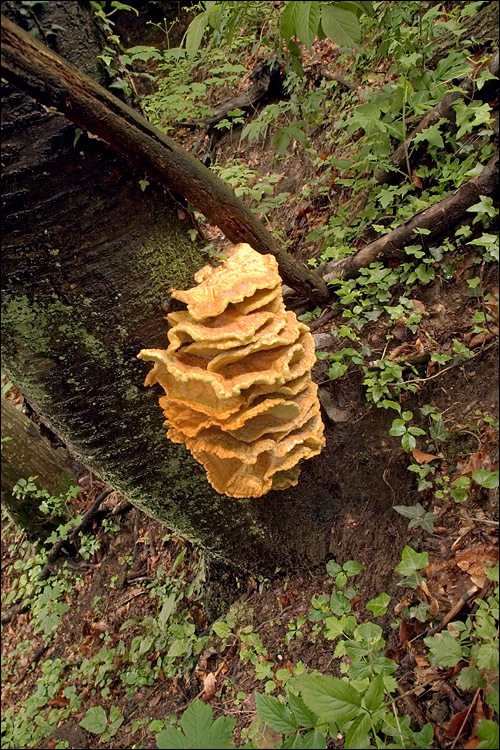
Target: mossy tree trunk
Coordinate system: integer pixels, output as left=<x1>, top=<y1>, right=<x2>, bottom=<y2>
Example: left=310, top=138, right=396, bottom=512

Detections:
left=1, top=398, right=77, bottom=539
left=1, top=1, right=408, bottom=576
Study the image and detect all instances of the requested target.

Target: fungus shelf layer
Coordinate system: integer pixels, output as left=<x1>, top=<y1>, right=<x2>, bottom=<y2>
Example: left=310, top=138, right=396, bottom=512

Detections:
left=138, top=244, right=325, bottom=498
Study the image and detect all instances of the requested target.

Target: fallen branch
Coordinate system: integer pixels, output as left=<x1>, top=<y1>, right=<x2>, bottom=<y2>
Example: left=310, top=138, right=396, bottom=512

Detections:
left=375, top=51, right=498, bottom=185
left=0, top=16, right=329, bottom=305
left=321, top=154, right=498, bottom=283
left=320, top=68, right=357, bottom=92
left=13, top=644, right=49, bottom=686
left=38, top=487, right=112, bottom=581
left=2, top=487, right=113, bottom=624
left=176, top=61, right=283, bottom=130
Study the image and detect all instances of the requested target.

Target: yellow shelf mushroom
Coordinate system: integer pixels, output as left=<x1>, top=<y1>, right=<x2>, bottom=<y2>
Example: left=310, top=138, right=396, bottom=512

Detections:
left=138, top=244, right=325, bottom=498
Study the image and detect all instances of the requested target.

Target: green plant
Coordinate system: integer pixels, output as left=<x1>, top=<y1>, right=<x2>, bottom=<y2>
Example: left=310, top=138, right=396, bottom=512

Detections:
left=389, top=411, right=426, bottom=452
left=79, top=705, right=124, bottom=741
left=155, top=700, right=236, bottom=749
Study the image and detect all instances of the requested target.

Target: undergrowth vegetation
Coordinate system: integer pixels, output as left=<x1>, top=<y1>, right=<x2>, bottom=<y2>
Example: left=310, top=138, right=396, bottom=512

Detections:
left=1, top=1, right=499, bottom=748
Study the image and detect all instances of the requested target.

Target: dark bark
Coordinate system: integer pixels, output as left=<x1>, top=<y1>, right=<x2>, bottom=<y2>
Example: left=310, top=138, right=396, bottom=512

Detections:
left=321, top=155, right=499, bottom=283
left=0, top=14, right=329, bottom=305
left=426, top=2, right=499, bottom=70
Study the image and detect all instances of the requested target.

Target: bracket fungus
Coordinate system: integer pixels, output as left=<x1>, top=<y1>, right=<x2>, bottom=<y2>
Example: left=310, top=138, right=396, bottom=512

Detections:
left=138, top=244, right=325, bottom=498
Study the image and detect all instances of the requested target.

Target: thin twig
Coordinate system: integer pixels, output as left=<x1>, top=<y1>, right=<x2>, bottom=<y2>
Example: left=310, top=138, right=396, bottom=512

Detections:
left=13, top=644, right=49, bottom=686
left=450, top=688, right=480, bottom=750
left=404, top=342, right=497, bottom=386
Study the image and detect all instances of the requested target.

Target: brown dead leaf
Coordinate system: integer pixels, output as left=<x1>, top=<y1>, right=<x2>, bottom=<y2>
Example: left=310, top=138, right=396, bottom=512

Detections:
left=412, top=447, right=439, bottom=464
left=411, top=169, right=423, bottom=190
left=202, top=672, right=217, bottom=701
left=47, top=696, right=70, bottom=708
left=455, top=543, right=499, bottom=588
left=463, top=739, right=481, bottom=749
left=467, top=331, right=494, bottom=348
left=444, top=708, right=472, bottom=739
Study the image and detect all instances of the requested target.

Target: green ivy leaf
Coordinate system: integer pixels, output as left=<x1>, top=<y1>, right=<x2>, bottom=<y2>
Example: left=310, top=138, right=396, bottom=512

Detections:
left=366, top=592, right=391, bottom=617
left=395, top=546, right=428, bottom=577
left=472, top=470, right=499, bottom=489
left=343, top=560, right=364, bottom=577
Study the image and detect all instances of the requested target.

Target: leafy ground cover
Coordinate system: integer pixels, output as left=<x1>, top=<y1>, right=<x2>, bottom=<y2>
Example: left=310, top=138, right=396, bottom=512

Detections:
left=1, top=1, right=499, bottom=748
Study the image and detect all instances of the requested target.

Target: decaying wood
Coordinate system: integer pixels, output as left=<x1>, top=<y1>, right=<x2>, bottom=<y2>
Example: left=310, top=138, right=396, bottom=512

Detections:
left=0, top=16, right=329, bottom=305
left=321, top=154, right=499, bottom=284
left=1, top=398, right=77, bottom=539
left=426, top=2, right=499, bottom=71
left=176, top=60, right=283, bottom=130
left=375, top=52, right=499, bottom=185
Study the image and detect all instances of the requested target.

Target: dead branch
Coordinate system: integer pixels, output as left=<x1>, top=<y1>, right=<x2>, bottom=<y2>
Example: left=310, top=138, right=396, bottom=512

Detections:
left=176, top=61, right=283, bottom=130
left=320, top=68, right=357, bottom=92
left=375, top=52, right=498, bottom=185
left=0, top=16, right=329, bottom=305
left=321, top=154, right=498, bottom=284
left=38, top=488, right=112, bottom=581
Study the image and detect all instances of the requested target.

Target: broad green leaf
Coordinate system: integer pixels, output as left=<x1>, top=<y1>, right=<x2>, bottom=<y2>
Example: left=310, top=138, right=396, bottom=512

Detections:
left=111, top=1, right=139, bottom=14
left=424, top=632, right=463, bottom=668
left=330, top=591, right=351, bottom=616
left=402, top=432, right=416, bottom=452
left=280, top=1, right=301, bottom=43
left=295, top=1, right=320, bottom=50
left=477, top=719, right=499, bottom=750
left=345, top=711, right=371, bottom=748
left=178, top=700, right=235, bottom=749
left=366, top=592, right=391, bottom=617
left=413, top=123, right=444, bottom=149
left=395, top=546, right=428, bottom=577
left=458, top=666, right=487, bottom=690
left=321, top=5, right=360, bottom=48
left=329, top=362, right=348, bottom=380
left=185, top=11, right=209, bottom=59
left=255, top=691, right=296, bottom=733
left=299, top=674, right=361, bottom=723
left=156, top=726, right=190, bottom=749
left=472, top=470, right=499, bottom=489
left=167, top=638, right=188, bottom=658
left=394, top=504, right=424, bottom=519
left=159, top=593, right=178, bottom=628
left=364, top=673, right=385, bottom=711
left=80, top=706, right=107, bottom=734
left=288, top=693, right=317, bottom=729
left=476, top=641, right=500, bottom=671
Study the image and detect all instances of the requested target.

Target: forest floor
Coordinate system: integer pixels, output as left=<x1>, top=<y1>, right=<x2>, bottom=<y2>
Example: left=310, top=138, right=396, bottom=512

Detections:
left=1, top=2, right=499, bottom=749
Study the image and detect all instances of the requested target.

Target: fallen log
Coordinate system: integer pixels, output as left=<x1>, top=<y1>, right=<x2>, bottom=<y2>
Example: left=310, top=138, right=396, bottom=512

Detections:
left=0, top=16, right=330, bottom=305
left=321, top=154, right=498, bottom=283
